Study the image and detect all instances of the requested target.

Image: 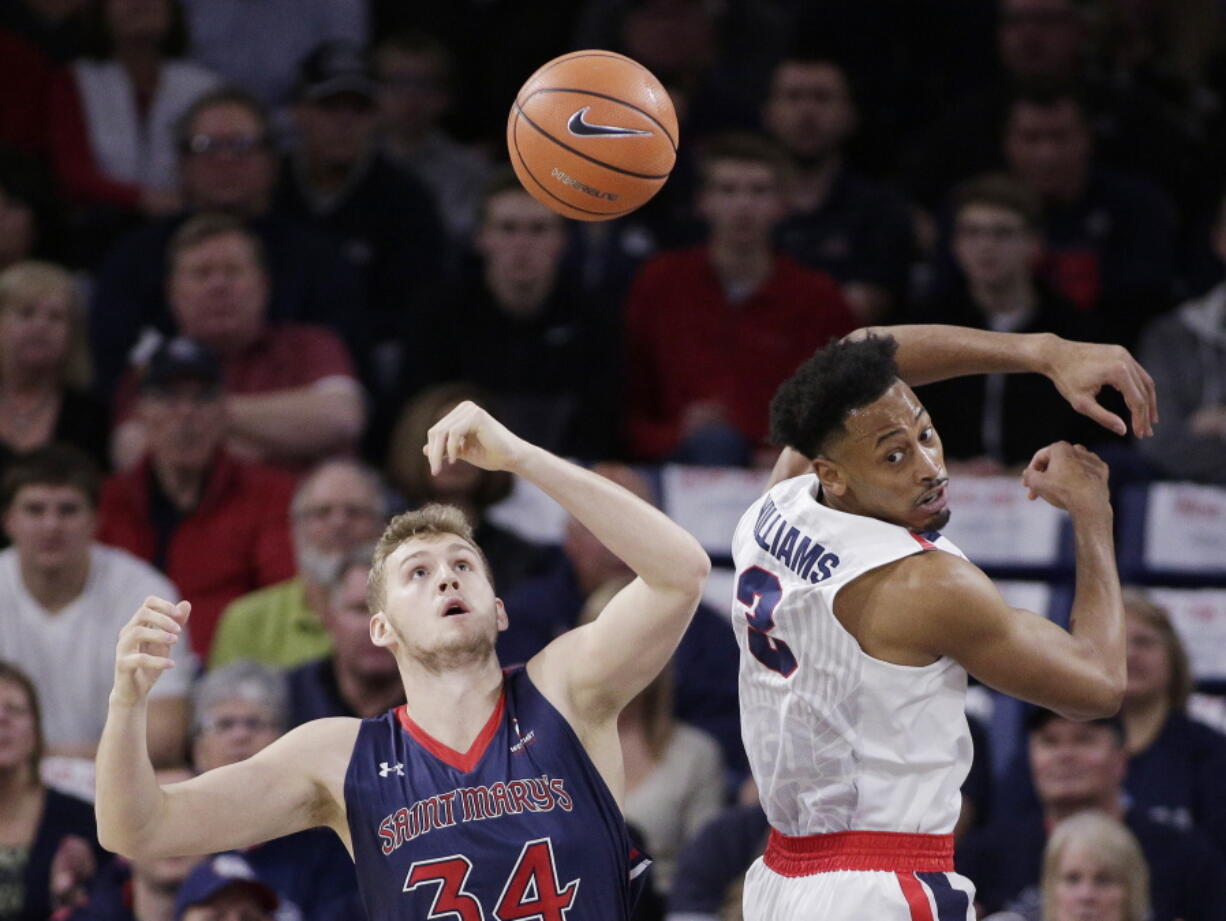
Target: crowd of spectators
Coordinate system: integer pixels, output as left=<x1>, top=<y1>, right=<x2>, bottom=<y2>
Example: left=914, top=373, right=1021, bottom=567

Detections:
left=2, top=1, right=1226, bottom=920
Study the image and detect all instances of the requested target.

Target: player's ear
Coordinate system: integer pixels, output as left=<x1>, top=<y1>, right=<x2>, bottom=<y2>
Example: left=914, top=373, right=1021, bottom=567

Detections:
left=494, top=598, right=508, bottom=633
left=813, top=455, right=846, bottom=497
left=369, top=611, right=396, bottom=649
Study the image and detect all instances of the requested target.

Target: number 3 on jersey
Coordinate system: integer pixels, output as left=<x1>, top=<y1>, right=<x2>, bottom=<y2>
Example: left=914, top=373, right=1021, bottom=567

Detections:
left=404, top=838, right=579, bottom=921
left=736, top=566, right=798, bottom=677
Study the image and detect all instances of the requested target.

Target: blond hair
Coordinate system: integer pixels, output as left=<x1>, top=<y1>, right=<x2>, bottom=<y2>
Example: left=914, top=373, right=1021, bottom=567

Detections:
left=0, top=260, right=91, bottom=389
left=366, top=503, right=492, bottom=612
left=1041, top=811, right=1149, bottom=921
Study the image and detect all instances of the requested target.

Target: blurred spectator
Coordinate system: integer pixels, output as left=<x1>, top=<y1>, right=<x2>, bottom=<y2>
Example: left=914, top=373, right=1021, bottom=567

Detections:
left=210, top=458, right=385, bottom=671
left=46, top=0, right=219, bottom=220
left=286, top=551, right=403, bottom=726
left=89, top=87, right=362, bottom=397
left=0, top=0, right=92, bottom=61
left=912, top=175, right=1103, bottom=471
left=0, top=263, right=108, bottom=484
left=0, top=662, right=109, bottom=921
left=399, top=172, right=619, bottom=460
left=1001, top=85, right=1175, bottom=348
left=110, top=216, right=365, bottom=471
left=189, top=663, right=358, bottom=921
left=97, top=337, right=296, bottom=657
left=374, top=31, right=492, bottom=245
left=180, top=0, right=365, bottom=109
left=0, top=154, right=67, bottom=271
left=1117, top=590, right=1226, bottom=852
left=384, top=383, right=547, bottom=597
left=64, top=767, right=203, bottom=921
left=275, top=40, right=445, bottom=388
left=0, top=29, right=54, bottom=155
left=958, top=710, right=1226, bottom=921
left=665, top=801, right=768, bottom=921
left=1040, top=810, right=1150, bottom=921
left=763, top=55, right=915, bottom=324
left=172, top=854, right=277, bottom=921
left=1137, top=194, right=1226, bottom=483
left=499, top=463, right=743, bottom=774
left=0, top=446, right=190, bottom=763
left=624, top=133, right=856, bottom=465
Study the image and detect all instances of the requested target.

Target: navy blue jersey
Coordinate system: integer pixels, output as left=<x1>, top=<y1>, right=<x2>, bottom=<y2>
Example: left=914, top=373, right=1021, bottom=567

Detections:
left=344, top=666, right=648, bottom=920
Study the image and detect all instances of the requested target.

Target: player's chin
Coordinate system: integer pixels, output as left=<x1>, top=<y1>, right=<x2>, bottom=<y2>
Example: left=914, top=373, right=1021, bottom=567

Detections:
left=913, top=508, right=951, bottom=533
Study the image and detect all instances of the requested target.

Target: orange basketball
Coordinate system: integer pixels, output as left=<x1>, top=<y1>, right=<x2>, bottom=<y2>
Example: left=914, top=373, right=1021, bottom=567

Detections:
left=507, top=50, right=679, bottom=222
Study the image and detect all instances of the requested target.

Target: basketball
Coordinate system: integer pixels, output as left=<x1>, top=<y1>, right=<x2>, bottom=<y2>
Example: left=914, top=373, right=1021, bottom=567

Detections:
left=507, top=50, right=679, bottom=222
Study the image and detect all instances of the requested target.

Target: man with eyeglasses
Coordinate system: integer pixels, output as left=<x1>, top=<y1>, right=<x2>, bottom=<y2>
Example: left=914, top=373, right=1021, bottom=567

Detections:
left=909, top=173, right=1104, bottom=474
left=97, top=336, right=296, bottom=657
left=210, top=459, right=387, bottom=671
left=90, top=86, right=364, bottom=400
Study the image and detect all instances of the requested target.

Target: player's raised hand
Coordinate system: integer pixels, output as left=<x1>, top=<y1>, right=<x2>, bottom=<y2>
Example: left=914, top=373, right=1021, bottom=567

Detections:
left=423, top=401, right=528, bottom=475
left=1042, top=338, right=1158, bottom=438
left=1021, top=442, right=1111, bottom=515
left=112, top=596, right=189, bottom=707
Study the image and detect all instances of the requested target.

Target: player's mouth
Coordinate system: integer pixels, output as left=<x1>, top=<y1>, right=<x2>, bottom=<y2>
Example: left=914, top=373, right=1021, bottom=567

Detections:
left=915, top=484, right=948, bottom=514
left=440, top=597, right=470, bottom=617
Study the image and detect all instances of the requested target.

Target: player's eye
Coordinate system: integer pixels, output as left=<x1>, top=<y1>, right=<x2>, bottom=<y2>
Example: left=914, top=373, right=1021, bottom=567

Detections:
left=456, top=560, right=472, bottom=571
left=412, top=566, right=428, bottom=578
left=919, top=427, right=934, bottom=441
left=885, top=450, right=904, bottom=464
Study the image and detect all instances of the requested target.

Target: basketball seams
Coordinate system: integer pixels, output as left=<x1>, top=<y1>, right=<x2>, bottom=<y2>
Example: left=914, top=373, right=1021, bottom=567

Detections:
left=513, top=102, right=672, bottom=180
left=515, top=51, right=659, bottom=107
left=524, top=87, right=678, bottom=151
left=509, top=108, right=642, bottom=219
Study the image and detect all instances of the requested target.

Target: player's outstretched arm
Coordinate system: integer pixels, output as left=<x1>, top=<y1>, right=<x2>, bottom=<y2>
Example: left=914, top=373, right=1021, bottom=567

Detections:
left=422, top=402, right=711, bottom=721
left=847, top=324, right=1158, bottom=438
left=96, top=598, right=355, bottom=860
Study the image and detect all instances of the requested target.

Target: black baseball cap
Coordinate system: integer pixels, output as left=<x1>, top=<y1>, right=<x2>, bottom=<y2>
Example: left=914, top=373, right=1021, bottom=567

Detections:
left=140, top=336, right=222, bottom=392
left=173, top=854, right=278, bottom=919
left=1024, top=707, right=1126, bottom=744
left=297, top=41, right=376, bottom=102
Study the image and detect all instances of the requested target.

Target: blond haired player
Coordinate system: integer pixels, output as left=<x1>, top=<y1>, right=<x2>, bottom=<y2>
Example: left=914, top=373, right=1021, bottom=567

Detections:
left=732, top=326, right=1157, bottom=920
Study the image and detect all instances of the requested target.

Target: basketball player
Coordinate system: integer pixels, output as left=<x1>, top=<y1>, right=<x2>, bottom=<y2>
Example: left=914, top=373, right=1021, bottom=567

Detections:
left=96, top=401, right=710, bottom=920
left=732, top=325, right=1157, bottom=920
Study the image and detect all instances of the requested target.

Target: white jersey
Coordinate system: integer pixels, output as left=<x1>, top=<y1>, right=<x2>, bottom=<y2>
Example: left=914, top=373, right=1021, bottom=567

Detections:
left=731, top=474, right=973, bottom=837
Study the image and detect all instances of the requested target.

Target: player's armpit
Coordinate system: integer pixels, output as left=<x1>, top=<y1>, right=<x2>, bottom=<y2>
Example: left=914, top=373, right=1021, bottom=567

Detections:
left=881, top=553, right=1123, bottom=720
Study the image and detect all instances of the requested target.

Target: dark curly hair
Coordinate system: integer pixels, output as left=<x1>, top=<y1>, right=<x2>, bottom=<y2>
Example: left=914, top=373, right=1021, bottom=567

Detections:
left=769, top=335, right=900, bottom=457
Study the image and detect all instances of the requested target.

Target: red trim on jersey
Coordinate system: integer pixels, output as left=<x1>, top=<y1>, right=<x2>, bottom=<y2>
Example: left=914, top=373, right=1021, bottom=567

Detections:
left=910, top=532, right=937, bottom=550
left=396, top=688, right=506, bottom=773
left=763, top=829, right=954, bottom=876
left=897, top=872, right=936, bottom=921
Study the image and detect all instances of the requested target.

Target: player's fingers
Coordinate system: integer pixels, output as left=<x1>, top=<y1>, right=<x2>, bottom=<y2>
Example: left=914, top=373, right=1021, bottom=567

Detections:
left=445, top=426, right=465, bottom=464
left=116, top=652, right=175, bottom=673
left=127, top=625, right=179, bottom=647
left=174, top=599, right=191, bottom=623
left=426, top=424, right=446, bottom=475
left=139, top=595, right=180, bottom=617
left=1071, top=393, right=1127, bottom=437
left=1116, top=360, right=1154, bottom=437
left=128, top=606, right=182, bottom=634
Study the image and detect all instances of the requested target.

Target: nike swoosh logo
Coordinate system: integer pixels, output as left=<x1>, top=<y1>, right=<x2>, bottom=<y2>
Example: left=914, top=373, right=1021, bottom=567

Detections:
left=567, top=106, right=652, bottom=138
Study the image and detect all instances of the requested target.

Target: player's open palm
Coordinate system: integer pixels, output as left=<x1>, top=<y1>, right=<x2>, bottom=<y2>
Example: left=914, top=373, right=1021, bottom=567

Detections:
left=1021, top=442, right=1110, bottom=514
left=112, top=596, right=188, bottom=706
left=423, top=401, right=526, bottom=474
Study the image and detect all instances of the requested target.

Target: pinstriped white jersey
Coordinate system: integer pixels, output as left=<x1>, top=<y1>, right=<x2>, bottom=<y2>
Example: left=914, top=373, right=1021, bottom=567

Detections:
left=731, top=474, right=973, bottom=837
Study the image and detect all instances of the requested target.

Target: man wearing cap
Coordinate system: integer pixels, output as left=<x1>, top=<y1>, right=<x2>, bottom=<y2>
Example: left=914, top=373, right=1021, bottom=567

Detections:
left=174, top=854, right=277, bottom=921
left=0, top=445, right=191, bottom=763
left=97, top=336, right=296, bottom=657
left=956, top=709, right=1226, bottom=921
left=274, top=40, right=445, bottom=397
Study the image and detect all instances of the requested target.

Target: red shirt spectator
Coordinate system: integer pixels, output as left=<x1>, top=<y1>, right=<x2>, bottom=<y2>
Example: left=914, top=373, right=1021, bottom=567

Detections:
left=625, top=245, right=855, bottom=460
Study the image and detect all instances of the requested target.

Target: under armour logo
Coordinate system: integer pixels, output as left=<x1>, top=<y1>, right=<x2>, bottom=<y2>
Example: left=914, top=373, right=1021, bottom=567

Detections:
left=379, top=762, right=405, bottom=778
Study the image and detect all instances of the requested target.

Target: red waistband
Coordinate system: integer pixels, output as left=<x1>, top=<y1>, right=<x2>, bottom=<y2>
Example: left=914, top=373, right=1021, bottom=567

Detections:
left=764, top=829, right=955, bottom=876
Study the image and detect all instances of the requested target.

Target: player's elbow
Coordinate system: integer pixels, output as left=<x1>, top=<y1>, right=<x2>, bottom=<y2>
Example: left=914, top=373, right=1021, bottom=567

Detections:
left=1060, top=674, right=1126, bottom=721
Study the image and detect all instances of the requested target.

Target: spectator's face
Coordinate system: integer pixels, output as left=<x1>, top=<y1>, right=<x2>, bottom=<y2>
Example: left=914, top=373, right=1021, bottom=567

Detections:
left=697, top=159, right=788, bottom=245
left=0, top=285, right=72, bottom=376
left=952, top=202, right=1039, bottom=291
left=296, top=93, right=376, bottom=171
left=327, top=565, right=398, bottom=680
left=181, top=888, right=272, bottom=921
left=764, top=62, right=854, bottom=162
left=1004, top=101, right=1091, bottom=203
left=139, top=380, right=226, bottom=471
left=105, top=0, right=169, bottom=45
left=377, top=48, right=448, bottom=138
left=998, top=0, right=1085, bottom=82
left=1048, top=844, right=1128, bottom=921
left=3, top=484, right=96, bottom=573
left=192, top=699, right=281, bottom=772
left=180, top=104, right=275, bottom=215
left=476, top=191, right=567, bottom=295
left=0, top=190, right=35, bottom=271
left=1124, top=613, right=1171, bottom=707
left=1029, top=720, right=1126, bottom=810
left=168, top=232, right=268, bottom=354
left=620, top=0, right=715, bottom=79
left=0, top=679, right=37, bottom=775
left=293, top=465, right=383, bottom=560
